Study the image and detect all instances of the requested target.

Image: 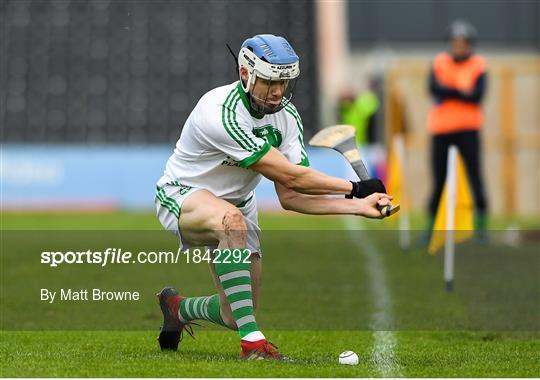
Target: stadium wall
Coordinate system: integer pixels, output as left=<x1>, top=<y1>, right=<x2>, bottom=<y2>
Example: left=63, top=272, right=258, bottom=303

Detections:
left=1, top=145, right=355, bottom=211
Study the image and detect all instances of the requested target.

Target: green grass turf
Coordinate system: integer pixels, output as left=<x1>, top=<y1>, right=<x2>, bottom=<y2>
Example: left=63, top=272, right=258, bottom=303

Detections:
left=1, top=331, right=538, bottom=377
left=0, top=210, right=348, bottom=230
left=2, top=209, right=538, bottom=230
left=1, top=211, right=539, bottom=377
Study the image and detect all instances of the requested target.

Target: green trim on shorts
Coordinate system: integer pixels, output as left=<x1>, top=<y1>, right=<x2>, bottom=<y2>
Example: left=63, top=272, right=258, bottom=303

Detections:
left=238, top=142, right=271, bottom=168
left=165, top=181, right=193, bottom=195
left=235, top=194, right=254, bottom=208
left=155, top=186, right=180, bottom=218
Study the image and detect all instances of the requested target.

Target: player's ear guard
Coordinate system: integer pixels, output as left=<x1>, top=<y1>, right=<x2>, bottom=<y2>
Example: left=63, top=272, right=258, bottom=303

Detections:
left=346, top=178, right=387, bottom=199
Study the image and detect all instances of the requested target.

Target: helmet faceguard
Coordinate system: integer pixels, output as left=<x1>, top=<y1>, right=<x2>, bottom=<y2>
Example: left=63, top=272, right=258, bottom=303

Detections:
left=238, top=34, right=300, bottom=116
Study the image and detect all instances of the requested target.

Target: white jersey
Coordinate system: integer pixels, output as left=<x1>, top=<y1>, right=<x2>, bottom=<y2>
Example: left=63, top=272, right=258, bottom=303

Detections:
left=157, top=81, right=309, bottom=202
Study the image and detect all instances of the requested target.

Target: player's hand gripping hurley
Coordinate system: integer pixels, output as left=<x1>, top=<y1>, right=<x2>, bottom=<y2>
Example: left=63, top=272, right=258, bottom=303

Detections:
left=309, top=124, right=400, bottom=217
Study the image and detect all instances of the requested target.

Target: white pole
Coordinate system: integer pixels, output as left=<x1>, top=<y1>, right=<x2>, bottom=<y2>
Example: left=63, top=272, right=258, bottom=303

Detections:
left=394, top=134, right=410, bottom=250
left=444, top=146, right=458, bottom=291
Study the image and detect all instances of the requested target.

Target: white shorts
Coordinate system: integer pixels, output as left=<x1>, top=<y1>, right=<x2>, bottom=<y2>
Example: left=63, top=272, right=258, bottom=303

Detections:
left=155, top=182, right=262, bottom=254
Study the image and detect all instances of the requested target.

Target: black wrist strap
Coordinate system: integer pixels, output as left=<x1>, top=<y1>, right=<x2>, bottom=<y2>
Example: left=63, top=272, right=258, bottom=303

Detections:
left=346, top=181, right=356, bottom=199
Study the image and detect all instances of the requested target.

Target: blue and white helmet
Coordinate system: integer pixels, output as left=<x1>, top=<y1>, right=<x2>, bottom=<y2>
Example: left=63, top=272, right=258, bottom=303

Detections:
left=238, top=34, right=300, bottom=115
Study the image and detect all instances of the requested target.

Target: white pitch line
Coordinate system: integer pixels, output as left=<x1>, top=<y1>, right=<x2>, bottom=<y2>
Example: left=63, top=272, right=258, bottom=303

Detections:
left=344, top=217, right=403, bottom=377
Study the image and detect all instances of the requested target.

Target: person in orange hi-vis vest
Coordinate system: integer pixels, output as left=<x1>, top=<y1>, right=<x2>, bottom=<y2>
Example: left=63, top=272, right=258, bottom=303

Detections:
left=425, top=19, right=488, bottom=243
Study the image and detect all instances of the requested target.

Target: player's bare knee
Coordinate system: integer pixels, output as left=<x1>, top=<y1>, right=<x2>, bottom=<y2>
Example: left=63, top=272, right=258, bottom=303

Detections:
left=221, top=209, right=248, bottom=246
left=222, top=209, right=246, bottom=230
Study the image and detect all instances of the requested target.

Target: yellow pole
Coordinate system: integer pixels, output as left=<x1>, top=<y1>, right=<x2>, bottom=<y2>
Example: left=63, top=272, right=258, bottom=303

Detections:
left=500, top=67, right=516, bottom=218
left=385, top=69, right=400, bottom=150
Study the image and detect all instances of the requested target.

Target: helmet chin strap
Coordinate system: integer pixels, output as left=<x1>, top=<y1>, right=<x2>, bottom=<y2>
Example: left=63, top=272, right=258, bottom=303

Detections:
left=240, top=70, right=295, bottom=116
left=240, top=71, right=273, bottom=116
left=249, top=91, right=285, bottom=116
left=248, top=91, right=272, bottom=116
left=240, top=69, right=258, bottom=93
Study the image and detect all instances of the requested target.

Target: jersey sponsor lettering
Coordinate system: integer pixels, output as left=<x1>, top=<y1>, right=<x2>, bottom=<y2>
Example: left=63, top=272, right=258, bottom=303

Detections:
left=252, top=124, right=282, bottom=148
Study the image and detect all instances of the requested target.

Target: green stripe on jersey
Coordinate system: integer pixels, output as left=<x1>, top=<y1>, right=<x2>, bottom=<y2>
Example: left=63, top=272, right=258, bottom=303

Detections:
left=221, top=90, right=251, bottom=152
left=226, top=92, right=258, bottom=151
left=285, top=104, right=310, bottom=167
left=236, top=82, right=264, bottom=119
left=238, top=142, right=271, bottom=168
left=298, top=156, right=310, bottom=167
left=222, top=89, right=259, bottom=152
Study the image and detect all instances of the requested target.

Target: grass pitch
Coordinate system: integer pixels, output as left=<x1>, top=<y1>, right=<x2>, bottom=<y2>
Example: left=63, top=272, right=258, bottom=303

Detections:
left=1, top=331, right=538, bottom=377
left=1, top=211, right=539, bottom=377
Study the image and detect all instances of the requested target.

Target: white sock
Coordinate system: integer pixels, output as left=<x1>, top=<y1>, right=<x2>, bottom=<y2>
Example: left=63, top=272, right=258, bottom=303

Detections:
left=242, top=330, right=265, bottom=342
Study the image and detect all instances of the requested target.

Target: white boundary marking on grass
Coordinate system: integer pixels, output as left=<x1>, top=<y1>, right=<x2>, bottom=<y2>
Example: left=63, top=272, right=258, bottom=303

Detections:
left=344, top=217, right=403, bottom=377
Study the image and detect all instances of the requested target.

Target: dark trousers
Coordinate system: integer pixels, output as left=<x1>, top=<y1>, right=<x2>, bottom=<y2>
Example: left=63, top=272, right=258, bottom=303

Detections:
left=428, top=130, right=488, bottom=218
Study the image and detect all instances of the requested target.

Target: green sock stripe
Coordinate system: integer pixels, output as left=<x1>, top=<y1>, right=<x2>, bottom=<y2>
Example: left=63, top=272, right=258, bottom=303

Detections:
left=180, top=296, right=210, bottom=321
left=198, top=297, right=206, bottom=318
left=207, top=294, right=228, bottom=328
left=179, top=295, right=231, bottom=329
left=196, top=297, right=206, bottom=318
left=191, top=298, right=203, bottom=319
left=226, top=291, right=252, bottom=304
left=224, top=285, right=252, bottom=299
left=227, top=288, right=259, bottom=333
left=201, top=296, right=211, bottom=320
left=188, top=298, right=199, bottom=319
left=197, top=297, right=208, bottom=320
left=238, top=321, right=259, bottom=337
left=218, top=269, right=251, bottom=282
left=213, top=249, right=259, bottom=337
left=233, top=306, right=254, bottom=319
left=221, top=276, right=251, bottom=289
left=229, top=299, right=253, bottom=311
left=180, top=298, right=193, bottom=321
left=187, top=298, right=196, bottom=317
